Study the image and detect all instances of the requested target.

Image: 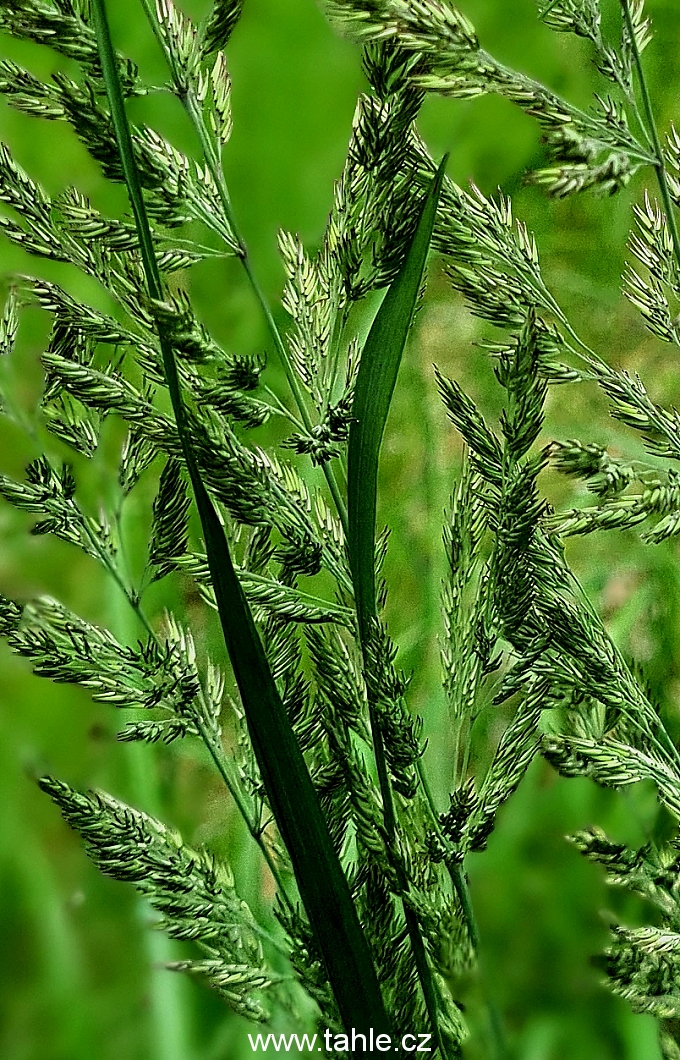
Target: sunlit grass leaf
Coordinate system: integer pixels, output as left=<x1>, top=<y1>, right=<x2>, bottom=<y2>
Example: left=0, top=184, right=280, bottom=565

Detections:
left=348, top=155, right=447, bottom=644
left=345, top=154, right=449, bottom=1057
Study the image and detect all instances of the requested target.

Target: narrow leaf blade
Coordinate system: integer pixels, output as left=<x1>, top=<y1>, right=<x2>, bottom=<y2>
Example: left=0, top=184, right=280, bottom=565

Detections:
left=348, top=157, right=447, bottom=641
left=91, top=0, right=390, bottom=1043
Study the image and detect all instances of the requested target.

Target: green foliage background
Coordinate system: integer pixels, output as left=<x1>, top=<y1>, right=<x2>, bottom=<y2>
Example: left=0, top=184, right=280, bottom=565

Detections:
left=1, top=1, right=680, bottom=1057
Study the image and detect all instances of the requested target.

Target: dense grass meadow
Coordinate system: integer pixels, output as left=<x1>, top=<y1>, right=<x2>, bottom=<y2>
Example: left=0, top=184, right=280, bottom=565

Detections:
left=3, top=1, right=680, bottom=1058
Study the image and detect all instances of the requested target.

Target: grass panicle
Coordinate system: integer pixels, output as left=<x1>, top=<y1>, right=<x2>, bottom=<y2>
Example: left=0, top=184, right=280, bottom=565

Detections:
left=3, top=0, right=680, bottom=1056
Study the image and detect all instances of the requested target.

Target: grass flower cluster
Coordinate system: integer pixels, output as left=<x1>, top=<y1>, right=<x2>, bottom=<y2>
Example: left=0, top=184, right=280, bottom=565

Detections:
left=3, top=1, right=680, bottom=1057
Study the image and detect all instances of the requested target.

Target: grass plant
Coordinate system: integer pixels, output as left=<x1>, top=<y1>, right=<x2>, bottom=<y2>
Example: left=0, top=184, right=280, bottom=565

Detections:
left=3, top=1, right=680, bottom=1058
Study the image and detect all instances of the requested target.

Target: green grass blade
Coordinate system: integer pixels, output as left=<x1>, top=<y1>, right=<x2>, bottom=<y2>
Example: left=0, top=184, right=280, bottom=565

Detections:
left=348, top=157, right=447, bottom=646
left=91, top=0, right=390, bottom=1043
left=347, top=157, right=449, bottom=1057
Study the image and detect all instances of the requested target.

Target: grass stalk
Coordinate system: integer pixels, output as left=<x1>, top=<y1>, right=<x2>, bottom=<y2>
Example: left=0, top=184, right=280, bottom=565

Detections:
left=124, top=752, right=196, bottom=1060
left=138, top=0, right=349, bottom=536
left=93, top=500, right=298, bottom=915
left=620, top=0, right=680, bottom=274
left=103, top=528, right=196, bottom=1060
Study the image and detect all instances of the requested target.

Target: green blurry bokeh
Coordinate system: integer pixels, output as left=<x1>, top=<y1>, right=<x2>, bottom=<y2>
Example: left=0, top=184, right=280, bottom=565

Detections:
left=1, top=2, right=679, bottom=1058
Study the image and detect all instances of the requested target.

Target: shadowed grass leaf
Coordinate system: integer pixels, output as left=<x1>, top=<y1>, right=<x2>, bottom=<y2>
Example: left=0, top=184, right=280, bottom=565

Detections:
left=86, top=0, right=391, bottom=1046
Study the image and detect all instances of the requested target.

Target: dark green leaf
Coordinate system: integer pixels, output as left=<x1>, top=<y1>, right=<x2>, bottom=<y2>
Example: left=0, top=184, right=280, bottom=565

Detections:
left=90, top=0, right=390, bottom=1044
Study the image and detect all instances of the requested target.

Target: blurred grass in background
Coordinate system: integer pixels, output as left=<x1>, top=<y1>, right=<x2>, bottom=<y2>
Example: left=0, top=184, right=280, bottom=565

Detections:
left=1, top=1, right=680, bottom=1058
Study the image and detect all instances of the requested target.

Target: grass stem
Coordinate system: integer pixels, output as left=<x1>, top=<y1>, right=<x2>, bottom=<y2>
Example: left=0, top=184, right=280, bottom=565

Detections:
left=620, top=0, right=680, bottom=275
left=138, top=0, right=350, bottom=535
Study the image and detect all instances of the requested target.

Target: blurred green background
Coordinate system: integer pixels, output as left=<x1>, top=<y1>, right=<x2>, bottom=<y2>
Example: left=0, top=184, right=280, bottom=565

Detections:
left=2, top=1, right=680, bottom=1058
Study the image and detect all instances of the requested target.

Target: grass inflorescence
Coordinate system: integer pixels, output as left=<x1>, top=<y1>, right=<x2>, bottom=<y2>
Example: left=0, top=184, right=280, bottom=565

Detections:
left=3, top=1, right=680, bottom=1058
